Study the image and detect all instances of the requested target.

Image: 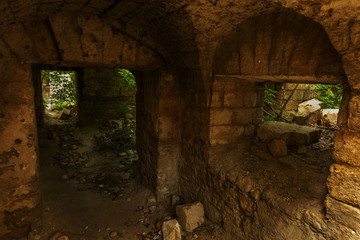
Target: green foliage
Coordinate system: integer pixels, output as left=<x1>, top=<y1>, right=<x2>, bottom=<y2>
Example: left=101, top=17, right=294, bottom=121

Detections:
left=315, top=84, right=343, bottom=109
left=263, top=115, right=275, bottom=122
left=263, top=85, right=278, bottom=121
left=42, top=70, right=77, bottom=109
left=117, top=103, right=134, bottom=120
left=118, top=69, right=136, bottom=88
left=264, top=86, right=278, bottom=106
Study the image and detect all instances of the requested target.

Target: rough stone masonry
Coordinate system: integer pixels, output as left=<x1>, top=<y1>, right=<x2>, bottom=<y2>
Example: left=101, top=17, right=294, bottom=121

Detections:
left=1, top=0, right=360, bottom=239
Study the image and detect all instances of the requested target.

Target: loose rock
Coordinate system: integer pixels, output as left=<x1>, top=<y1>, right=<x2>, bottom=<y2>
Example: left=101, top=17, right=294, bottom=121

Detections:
left=293, top=99, right=322, bottom=126
left=176, top=202, right=205, bottom=232
left=321, top=109, right=339, bottom=127
left=162, top=219, right=181, bottom=240
left=267, top=139, right=287, bottom=157
left=59, top=108, right=71, bottom=120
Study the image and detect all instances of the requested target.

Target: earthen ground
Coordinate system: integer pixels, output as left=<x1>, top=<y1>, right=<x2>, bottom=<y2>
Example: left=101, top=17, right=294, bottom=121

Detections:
left=32, top=113, right=225, bottom=240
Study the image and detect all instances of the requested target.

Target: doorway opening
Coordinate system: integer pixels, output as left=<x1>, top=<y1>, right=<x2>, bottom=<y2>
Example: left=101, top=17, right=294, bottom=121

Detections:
left=261, top=82, right=343, bottom=155
left=34, top=66, right=167, bottom=239
left=41, top=70, right=78, bottom=122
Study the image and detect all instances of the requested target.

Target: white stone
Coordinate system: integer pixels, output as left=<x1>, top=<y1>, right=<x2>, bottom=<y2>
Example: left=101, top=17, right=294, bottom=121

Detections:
left=293, top=99, right=323, bottom=125
left=321, top=109, right=339, bottom=127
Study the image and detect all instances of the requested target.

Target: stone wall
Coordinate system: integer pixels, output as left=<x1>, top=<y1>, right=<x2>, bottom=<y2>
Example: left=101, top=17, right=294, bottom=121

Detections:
left=0, top=47, right=41, bottom=238
left=1, top=1, right=360, bottom=239
left=209, top=77, right=264, bottom=145
left=0, top=12, right=172, bottom=237
left=274, top=83, right=317, bottom=112
left=136, top=71, right=181, bottom=200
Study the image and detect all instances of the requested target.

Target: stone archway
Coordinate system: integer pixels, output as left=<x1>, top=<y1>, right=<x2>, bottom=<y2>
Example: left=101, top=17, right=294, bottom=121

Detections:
left=0, top=12, right=182, bottom=238
left=204, top=9, right=356, bottom=239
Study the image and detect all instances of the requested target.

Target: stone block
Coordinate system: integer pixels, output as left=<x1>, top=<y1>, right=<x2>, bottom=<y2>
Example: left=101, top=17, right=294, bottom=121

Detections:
left=297, top=145, right=307, bottom=154
left=176, top=202, right=205, bottom=232
left=320, top=109, right=339, bottom=127
left=284, top=100, right=298, bottom=111
left=243, top=91, right=258, bottom=108
left=325, top=195, right=360, bottom=232
left=231, top=109, right=254, bottom=125
left=328, top=164, right=360, bottom=207
left=162, top=219, right=181, bottom=240
left=210, top=109, right=232, bottom=125
left=348, top=95, right=360, bottom=131
left=210, top=91, right=224, bottom=108
left=224, top=92, right=244, bottom=107
left=293, top=99, right=323, bottom=126
left=334, top=130, right=360, bottom=167
left=267, top=139, right=287, bottom=157
left=257, top=121, right=321, bottom=145
left=59, top=108, right=71, bottom=120
left=210, top=125, right=244, bottom=145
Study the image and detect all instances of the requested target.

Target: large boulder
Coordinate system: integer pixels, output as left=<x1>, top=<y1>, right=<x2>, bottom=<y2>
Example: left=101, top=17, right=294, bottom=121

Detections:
left=257, top=121, right=321, bottom=146
left=176, top=202, right=205, bottom=232
left=293, top=99, right=322, bottom=126
left=321, top=109, right=339, bottom=127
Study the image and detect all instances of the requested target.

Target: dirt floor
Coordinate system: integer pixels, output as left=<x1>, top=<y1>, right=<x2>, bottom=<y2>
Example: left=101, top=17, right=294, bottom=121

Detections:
left=30, top=110, right=224, bottom=240
left=210, top=125, right=337, bottom=228
left=28, top=110, right=337, bottom=240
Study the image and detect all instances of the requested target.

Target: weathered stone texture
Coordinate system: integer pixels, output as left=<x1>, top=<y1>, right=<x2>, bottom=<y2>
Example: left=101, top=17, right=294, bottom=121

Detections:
left=1, top=0, right=360, bottom=239
left=327, top=164, right=360, bottom=207
left=162, top=219, right=181, bottom=240
left=209, top=78, right=263, bottom=146
left=0, top=55, right=41, bottom=237
left=257, top=121, right=321, bottom=145
left=176, top=202, right=205, bottom=232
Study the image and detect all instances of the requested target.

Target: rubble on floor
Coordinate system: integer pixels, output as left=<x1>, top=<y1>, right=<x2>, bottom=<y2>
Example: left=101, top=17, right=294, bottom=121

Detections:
left=267, top=138, right=287, bottom=157
left=293, top=99, right=322, bottom=125
left=291, top=98, right=339, bottom=128
left=321, top=109, right=339, bottom=127
left=162, top=219, right=182, bottom=240
left=59, top=108, right=72, bottom=120
left=176, top=202, right=205, bottom=232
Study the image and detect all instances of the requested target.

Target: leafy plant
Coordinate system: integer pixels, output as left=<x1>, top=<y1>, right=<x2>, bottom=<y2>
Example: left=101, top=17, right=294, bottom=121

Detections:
left=118, top=69, right=136, bottom=88
left=42, top=70, right=77, bottom=110
left=262, top=84, right=278, bottom=121
left=315, top=84, right=343, bottom=109
left=117, top=103, right=135, bottom=120
left=264, top=86, right=278, bottom=106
